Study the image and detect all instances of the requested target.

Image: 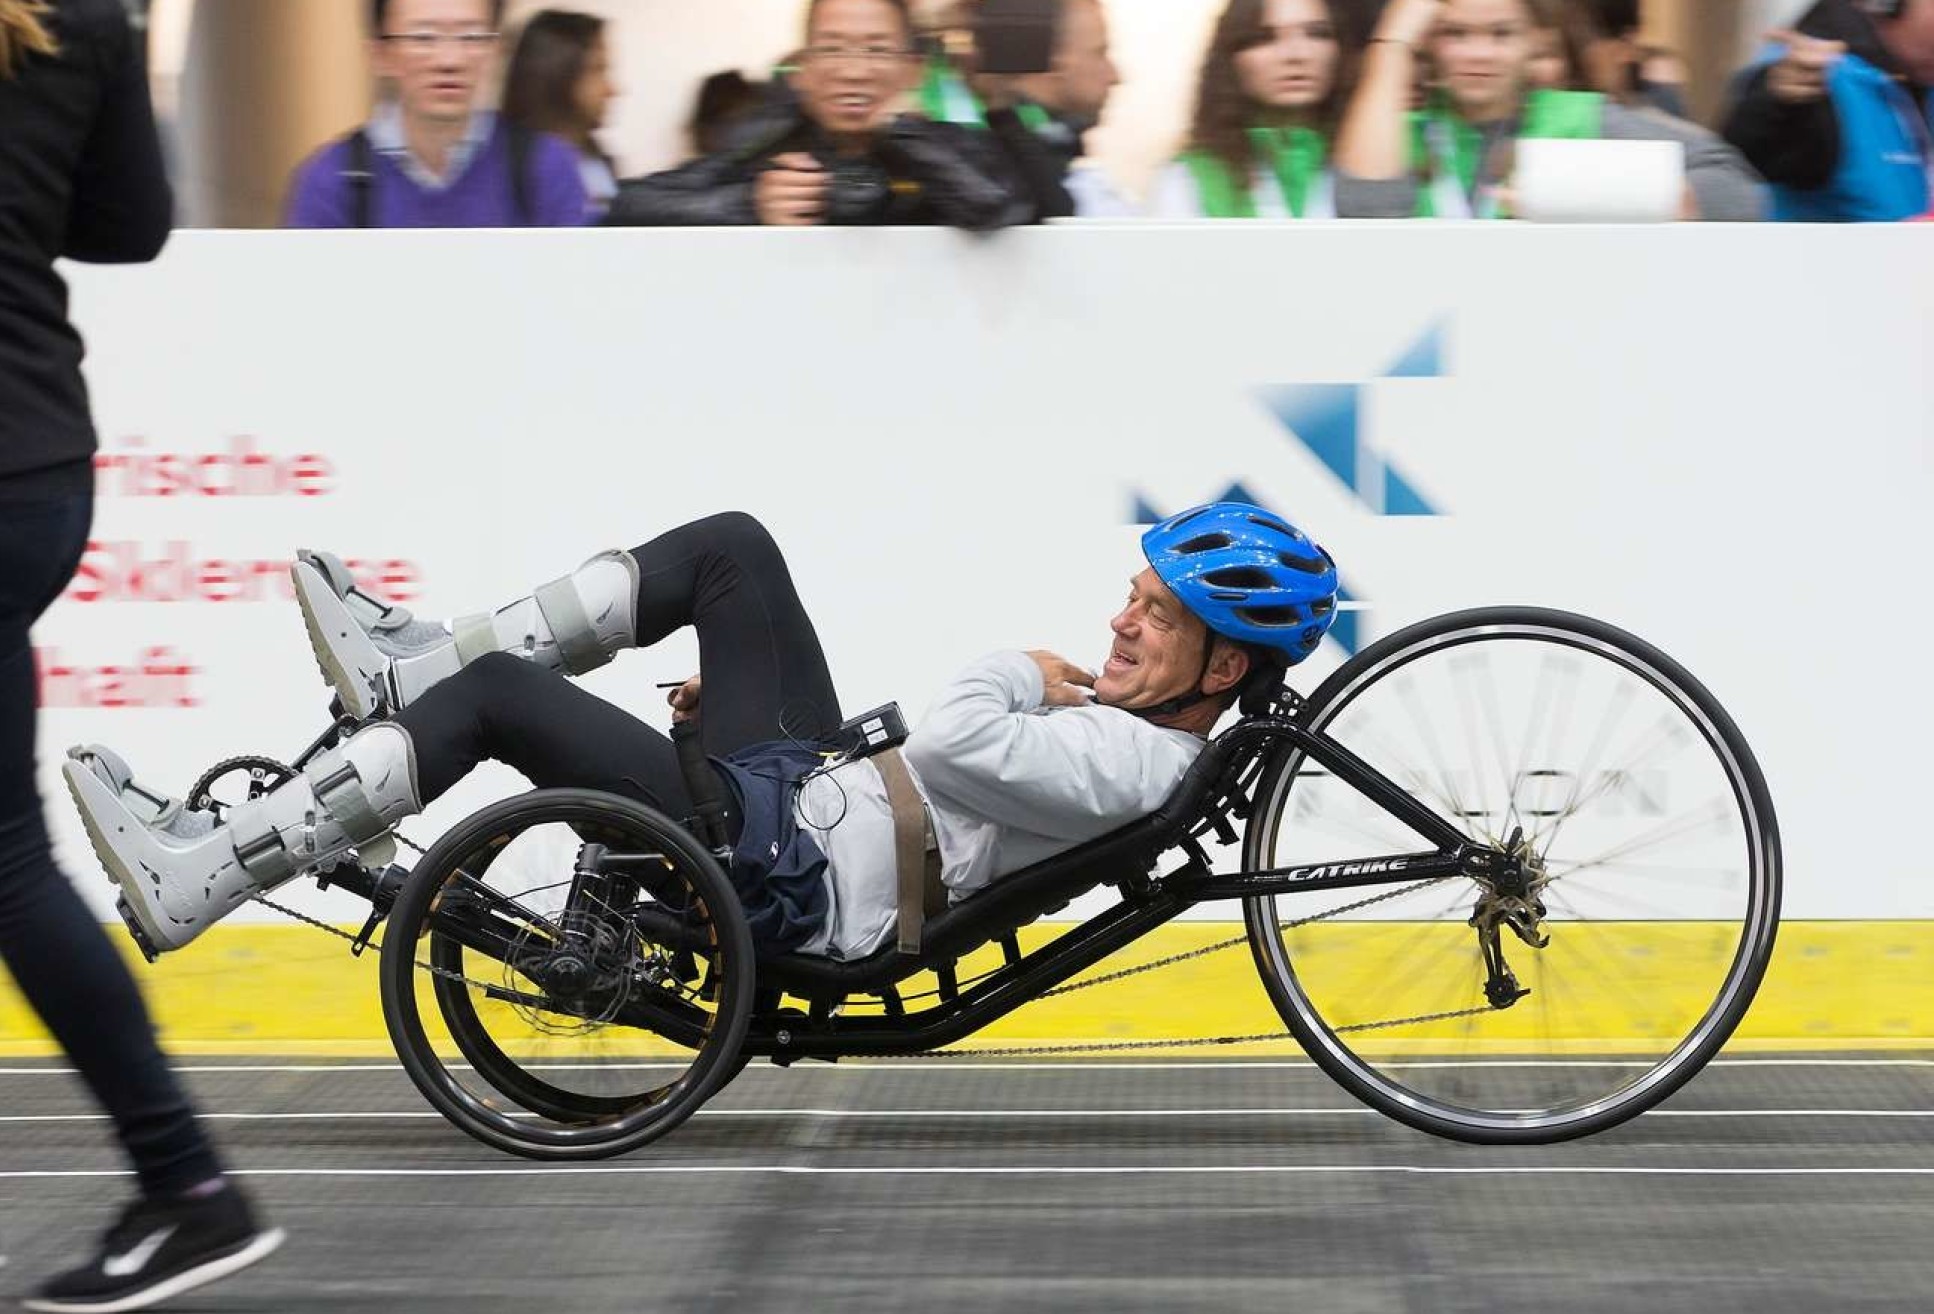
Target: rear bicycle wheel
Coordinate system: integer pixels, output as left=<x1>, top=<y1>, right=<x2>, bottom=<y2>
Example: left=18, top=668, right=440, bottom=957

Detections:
left=1244, top=607, right=1781, bottom=1144
left=380, top=789, right=755, bottom=1160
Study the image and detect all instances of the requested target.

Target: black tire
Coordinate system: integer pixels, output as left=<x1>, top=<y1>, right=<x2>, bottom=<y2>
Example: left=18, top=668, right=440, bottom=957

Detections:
left=380, top=789, right=756, bottom=1160
left=1243, top=607, right=1781, bottom=1145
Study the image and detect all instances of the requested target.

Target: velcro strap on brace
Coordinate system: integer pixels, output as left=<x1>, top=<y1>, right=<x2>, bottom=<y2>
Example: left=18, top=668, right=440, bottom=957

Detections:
left=306, top=758, right=397, bottom=868
left=452, top=613, right=501, bottom=666
left=231, top=805, right=297, bottom=885
left=308, top=553, right=415, bottom=634
left=534, top=575, right=612, bottom=675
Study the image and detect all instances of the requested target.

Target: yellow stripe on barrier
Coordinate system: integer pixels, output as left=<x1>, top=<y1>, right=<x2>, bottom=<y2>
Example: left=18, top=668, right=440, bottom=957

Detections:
left=0, top=920, right=1928, bottom=1058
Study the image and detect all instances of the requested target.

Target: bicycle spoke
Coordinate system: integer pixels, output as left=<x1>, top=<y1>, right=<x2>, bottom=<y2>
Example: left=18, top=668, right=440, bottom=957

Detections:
left=1250, top=612, right=1774, bottom=1138
left=1395, top=676, right=1487, bottom=841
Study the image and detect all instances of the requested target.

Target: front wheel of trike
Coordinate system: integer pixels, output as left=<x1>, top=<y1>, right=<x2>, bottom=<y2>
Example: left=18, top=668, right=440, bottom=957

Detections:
left=379, top=789, right=756, bottom=1160
left=1243, top=607, right=1782, bottom=1144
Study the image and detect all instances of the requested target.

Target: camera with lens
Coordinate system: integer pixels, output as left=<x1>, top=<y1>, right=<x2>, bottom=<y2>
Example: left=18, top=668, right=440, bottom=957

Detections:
left=821, top=156, right=893, bottom=223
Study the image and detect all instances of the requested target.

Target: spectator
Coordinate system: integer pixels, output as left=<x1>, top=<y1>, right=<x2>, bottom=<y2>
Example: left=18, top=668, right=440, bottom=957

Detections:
left=284, top=0, right=588, bottom=228
left=1334, top=0, right=1764, bottom=220
left=983, top=0, right=1130, bottom=217
left=1577, top=0, right=1689, bottom=117
left=892, top=0, right=1129, bottom=218
left=689, top=70, right=770, bottom=157
left=0, top=0, right=282, bottom=1308
left=603, top=0, right=1044, bottom=229
left=1151, top=0, right=1361, bottom=218
left=1722, top=0, right=1934, bottom=222
left=1527, top=0, right=1596, bottom=91
left=502, top=9, right=621, bottom=217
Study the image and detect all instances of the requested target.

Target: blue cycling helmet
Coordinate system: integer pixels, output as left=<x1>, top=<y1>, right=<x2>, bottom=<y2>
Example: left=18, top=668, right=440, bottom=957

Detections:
left=1141, top=503, right=1339, bottom=666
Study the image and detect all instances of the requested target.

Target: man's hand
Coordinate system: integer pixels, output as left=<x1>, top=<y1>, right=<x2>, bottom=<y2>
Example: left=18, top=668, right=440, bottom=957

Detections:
left=1764, top=29, right=1844, bottom=105
left=1026, top=650, right=1097, bottom=708
left=755, top=153, right=830, bottom=226
left=667, top=676, right=702, bottom=725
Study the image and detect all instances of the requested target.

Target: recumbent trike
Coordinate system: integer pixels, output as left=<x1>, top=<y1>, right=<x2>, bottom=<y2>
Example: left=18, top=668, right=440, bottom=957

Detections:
left=182, top=605, right=1780, bottom=1161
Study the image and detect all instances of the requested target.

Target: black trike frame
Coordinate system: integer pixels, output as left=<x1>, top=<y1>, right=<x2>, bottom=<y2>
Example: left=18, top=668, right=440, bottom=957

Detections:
left=731, top=705, right=1497, bottom=1063
left=277, top=685, right=1510, bottom=1064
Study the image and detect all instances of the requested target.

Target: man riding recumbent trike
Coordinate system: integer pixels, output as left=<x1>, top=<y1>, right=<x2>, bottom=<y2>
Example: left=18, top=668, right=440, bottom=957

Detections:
left=63, top=504, right=1781, bottom=1160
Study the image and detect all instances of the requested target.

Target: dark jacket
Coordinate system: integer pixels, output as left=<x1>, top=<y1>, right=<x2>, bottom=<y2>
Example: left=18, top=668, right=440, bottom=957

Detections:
left=1012, top=106, right=1089, bottom=222
left=0, top=0, right=170, bottom=495
left=1722, top=0, right=1927, bottom=210
left=604, top=95, right=1046, bottom=230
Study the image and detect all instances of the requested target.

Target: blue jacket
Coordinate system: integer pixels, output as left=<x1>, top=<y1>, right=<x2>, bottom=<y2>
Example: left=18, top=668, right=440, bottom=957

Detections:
left=1782, top=49, right=1929, bottom=221
left=1729, top=9, right=1932, bottom=224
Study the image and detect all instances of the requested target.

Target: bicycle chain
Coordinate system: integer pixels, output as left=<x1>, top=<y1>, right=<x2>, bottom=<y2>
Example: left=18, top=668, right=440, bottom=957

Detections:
left=252, top=837, right=1497, bottom=1059
left=905, top=874, right=1499, bottom=1058
left=248, top=831, right=495, bottom=993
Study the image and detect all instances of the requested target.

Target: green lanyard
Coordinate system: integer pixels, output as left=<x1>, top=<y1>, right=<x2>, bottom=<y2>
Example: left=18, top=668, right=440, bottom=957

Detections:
left=1253, top=125, right=1329, bottom=217
left=1412, top=90, right=1606, bottom=219
left=1181, top=126, right=1329, bottom=219
left=918, top=61, right=1051, bottom=132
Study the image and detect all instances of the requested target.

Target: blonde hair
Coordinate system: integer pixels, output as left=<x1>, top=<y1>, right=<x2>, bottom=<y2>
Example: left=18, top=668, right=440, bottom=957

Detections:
left=0, top=0, right=58, bottom=78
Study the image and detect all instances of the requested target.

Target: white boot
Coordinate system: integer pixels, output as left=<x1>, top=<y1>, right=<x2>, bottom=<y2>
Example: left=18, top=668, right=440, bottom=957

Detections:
left=62, top=724, right=421, bottom=956
left=294, top=550, right=640, bottom=718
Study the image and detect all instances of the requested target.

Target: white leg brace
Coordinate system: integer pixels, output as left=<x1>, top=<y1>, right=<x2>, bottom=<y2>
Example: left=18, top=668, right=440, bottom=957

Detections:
left=296, top=549, right=641, bottom=714
left=63, top=725, right=421, bottom=955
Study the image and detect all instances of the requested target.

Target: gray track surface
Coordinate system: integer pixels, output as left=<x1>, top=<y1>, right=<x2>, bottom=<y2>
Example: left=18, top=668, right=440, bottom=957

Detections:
left=2, top=1055, right=1931, bottom=1313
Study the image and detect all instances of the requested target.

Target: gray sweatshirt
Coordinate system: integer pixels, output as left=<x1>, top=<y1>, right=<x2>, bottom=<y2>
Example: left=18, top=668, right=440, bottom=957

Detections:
left=794, top=650, right=1204, bottom=959
left=1334, top=103, right=1768, bottom=221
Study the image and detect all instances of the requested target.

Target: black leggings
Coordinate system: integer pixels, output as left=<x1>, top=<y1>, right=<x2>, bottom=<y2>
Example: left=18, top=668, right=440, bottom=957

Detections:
left=0, top=486, right=222, bottom=1197
left=400, top=512, right=843, bottom=815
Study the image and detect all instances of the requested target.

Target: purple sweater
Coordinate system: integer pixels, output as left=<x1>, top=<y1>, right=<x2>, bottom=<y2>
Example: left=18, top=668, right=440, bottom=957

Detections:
left=284, top=119, right=589, bottom=228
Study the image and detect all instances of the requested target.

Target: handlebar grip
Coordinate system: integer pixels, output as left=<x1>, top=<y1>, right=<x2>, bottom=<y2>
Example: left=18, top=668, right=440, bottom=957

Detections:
left=672, top=720, right=731, bottom=851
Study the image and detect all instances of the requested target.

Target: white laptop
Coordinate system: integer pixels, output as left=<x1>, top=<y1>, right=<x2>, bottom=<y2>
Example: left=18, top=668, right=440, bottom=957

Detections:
left=1513, top=138, right=1688, bottom=223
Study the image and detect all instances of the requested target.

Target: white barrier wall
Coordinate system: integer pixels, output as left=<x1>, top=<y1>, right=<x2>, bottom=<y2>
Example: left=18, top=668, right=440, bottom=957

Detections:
left=39, top=225, right=1934, bottom=930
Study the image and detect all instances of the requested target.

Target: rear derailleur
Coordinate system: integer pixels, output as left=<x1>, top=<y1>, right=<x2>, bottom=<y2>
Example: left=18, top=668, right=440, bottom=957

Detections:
left=1467, top=827, right=1551, bottom=1010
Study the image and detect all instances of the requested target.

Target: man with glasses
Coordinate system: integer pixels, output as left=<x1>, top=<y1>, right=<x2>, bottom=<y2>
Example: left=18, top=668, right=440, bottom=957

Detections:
left=286, top=0, right=589, bottom=228
left=605, top=0, right=1046, bottom=228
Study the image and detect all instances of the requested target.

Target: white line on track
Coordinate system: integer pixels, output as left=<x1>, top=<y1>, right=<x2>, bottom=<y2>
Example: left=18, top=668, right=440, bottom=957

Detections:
left=0, top=1058, right=1929, bottom=1076
left=2, top=1108, right=1930, bottom=1123
left=2, top=1165, right=1933, bottom=1181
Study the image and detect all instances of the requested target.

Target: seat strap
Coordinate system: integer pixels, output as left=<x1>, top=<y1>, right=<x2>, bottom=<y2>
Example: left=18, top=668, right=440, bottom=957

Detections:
left=871, top=747, right=943, bottom=954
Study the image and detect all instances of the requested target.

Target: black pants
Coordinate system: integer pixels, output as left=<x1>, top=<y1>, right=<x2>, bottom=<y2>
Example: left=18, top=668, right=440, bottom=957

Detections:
left=401, top=512, right=844, bottom=814
left=0, top=487, right=222, bottom=1197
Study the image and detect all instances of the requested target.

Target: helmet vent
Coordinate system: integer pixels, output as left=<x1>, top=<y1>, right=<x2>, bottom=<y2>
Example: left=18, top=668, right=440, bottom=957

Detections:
left=1310, top=597, right=1335, bottom=617
left=1247, top=513, right=1294, bottom=536
left=1236, top=605, right=1305, bottom=628
left=1203, top=567, right=1276, bottom=591
left=1279, top=551, right=1330, bottom=574
left=1176, top=532, right=1234, bottom=555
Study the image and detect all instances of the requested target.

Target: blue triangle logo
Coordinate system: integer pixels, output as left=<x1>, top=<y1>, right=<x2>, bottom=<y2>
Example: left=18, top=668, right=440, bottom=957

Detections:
left=1383, top=320, right=1445, bottom=379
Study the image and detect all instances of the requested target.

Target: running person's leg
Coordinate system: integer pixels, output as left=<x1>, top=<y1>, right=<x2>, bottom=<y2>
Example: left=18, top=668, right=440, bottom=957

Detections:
left=0, top=496, right=219, bottom=1196
left=0, top=492, right=281, bottom=1310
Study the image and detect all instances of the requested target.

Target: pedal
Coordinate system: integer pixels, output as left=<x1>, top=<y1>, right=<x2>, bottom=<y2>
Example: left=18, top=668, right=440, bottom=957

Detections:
left=114, top=896, right=160, bottom=965
left=348, top=906, right=385, bottom=958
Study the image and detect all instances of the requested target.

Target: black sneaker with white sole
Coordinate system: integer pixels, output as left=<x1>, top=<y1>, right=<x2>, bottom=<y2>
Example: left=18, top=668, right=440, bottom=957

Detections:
left=23, top=1184, right=284, bottom=1313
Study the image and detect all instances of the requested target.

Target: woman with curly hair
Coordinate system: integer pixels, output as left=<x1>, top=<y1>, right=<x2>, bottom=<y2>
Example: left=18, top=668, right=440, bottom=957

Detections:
left=1150, top=0, right=1362, bottom=219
